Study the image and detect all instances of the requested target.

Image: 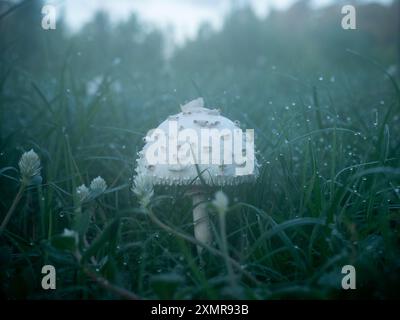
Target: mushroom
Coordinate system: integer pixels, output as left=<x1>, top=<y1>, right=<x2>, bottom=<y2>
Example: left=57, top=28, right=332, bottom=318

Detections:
left=134, top=98, right=258, bottom=253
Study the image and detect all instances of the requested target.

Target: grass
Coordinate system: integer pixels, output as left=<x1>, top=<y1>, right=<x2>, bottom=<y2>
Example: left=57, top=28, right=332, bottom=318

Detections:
left=1, top=64, right=398, bottom=299
left=0, top=1, right=399, bottom=300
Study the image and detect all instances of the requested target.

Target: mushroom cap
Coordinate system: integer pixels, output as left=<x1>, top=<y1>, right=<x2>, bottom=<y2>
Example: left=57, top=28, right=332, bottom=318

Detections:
left=134, top=98, right=259, bottom=186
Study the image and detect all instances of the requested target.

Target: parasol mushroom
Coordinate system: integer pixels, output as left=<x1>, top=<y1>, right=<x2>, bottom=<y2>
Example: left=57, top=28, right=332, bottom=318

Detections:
left=134, top=98, right=258, bottom=253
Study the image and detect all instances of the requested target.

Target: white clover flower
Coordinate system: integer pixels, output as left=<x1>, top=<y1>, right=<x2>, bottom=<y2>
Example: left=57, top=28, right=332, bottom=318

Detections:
left=76, top=184, right=90, bottom=202
left=18, top=149, right=41, bottom=182
left=132, top=174, right=154, bottom=208
left=61, top=228, right=79, bottom=245
left=212, top=190, right=229, bottom=215
left=89, top=176, right=107, bottom=194
left=86, top=75, right=103, bottom=96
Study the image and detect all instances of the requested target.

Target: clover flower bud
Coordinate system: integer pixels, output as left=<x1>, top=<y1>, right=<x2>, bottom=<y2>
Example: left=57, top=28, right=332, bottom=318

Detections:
left=89, top=176, right=107, bottom=195
left=212, top=190, right=229, bottom=215
left=132, top=174, right=154, bottom=208
left=76, top=184, right=90, bottom=203
left=61, top=228, right=79, bottom=246
left=19, top=149, right=41, bottom=183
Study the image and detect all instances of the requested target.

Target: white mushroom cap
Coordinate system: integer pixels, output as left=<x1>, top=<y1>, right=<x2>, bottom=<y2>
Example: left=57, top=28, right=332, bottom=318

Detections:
left=134, top=98, right=259, bottom=186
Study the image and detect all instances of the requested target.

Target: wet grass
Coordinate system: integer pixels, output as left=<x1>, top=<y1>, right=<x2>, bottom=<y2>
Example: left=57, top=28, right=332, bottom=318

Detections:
left=0, top=59, right=399, bottom=299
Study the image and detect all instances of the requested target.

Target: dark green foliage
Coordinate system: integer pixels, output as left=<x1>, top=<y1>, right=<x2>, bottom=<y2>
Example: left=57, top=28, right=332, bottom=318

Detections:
left=0, top=0, right=399, bottom=299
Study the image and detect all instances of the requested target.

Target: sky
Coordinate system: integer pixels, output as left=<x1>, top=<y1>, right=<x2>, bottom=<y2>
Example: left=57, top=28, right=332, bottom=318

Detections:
left=54, top=0, right=393, bottom=44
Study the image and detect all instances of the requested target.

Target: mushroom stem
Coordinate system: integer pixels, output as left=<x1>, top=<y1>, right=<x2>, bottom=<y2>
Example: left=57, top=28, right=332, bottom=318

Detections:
left=191, top=189, right=212, bottom=254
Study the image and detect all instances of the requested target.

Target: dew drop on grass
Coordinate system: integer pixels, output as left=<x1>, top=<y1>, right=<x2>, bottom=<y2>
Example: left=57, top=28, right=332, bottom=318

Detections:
left=112, top=57, right=121, bottom=65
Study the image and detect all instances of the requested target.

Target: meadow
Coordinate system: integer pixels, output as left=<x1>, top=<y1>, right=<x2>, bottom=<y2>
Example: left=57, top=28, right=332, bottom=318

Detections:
left=0, top=0, right=399, bottom=299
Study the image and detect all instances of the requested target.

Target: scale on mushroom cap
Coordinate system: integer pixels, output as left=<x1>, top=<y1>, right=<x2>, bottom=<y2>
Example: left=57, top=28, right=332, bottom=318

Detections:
left=134, top=97, right=259, bottom=253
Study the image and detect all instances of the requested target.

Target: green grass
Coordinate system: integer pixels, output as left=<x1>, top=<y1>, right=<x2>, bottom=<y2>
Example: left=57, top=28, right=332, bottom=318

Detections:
left=1, top=64, right=398, bottom=299
left=0, top=1, right=399, bottom=300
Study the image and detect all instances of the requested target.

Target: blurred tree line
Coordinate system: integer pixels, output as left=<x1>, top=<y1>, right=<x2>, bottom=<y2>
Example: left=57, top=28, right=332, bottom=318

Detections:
left=0, top=0, right=398, bottom=143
